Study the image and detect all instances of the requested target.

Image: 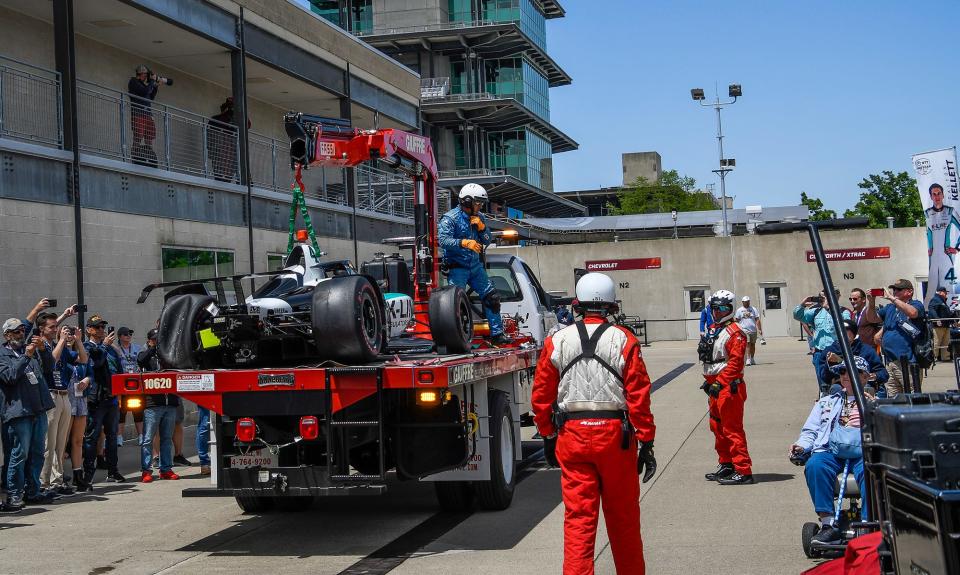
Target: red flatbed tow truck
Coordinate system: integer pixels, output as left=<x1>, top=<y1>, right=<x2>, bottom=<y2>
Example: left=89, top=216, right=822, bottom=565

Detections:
left=113, top=114, right=560, bottom=512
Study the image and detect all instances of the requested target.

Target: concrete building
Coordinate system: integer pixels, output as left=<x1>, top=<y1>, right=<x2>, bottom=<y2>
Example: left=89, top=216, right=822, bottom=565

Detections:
left=0, top=0, right=424, bottom=335
left=331, top=0, right=586, bottom=217
left=499, top=226, right=928, bottom=342
left=622, top=151, right=662, bottom=186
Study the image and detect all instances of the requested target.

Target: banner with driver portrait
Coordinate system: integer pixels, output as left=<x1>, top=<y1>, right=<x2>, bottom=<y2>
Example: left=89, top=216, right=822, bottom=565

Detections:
left=912, top=147, right=960, bottom=303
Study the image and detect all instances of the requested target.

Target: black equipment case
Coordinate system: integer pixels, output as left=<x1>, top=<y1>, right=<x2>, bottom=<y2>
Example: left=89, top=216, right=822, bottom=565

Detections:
left=361, top=253, right=414, bottom=297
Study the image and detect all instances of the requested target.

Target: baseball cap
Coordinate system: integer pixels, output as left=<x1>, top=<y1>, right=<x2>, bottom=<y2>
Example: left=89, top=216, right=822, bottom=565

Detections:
left=841, top=319, right=858, bottom=334
left=85, top=314, right=108, bottom=327
left=2, top=318, right=24, bottom=333
left=829, top=355, right=870, bottom=376
left=146, top=328, right=158, bottom=340
left=888, top=279, right=913, bottom=291
left=117, top=327, right=133, bottom=336
left=937, top=286, right=948, bottom=293
left=741, top=296, right=751, bottom=302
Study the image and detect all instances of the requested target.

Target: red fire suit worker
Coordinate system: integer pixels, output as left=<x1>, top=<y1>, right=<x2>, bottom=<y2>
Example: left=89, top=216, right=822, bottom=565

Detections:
left=699, top=289, right=754, bottom=485
left=532, top=272, right=657, bottom=575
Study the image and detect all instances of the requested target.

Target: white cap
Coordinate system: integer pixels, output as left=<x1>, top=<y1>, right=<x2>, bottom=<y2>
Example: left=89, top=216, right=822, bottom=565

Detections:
left=2, top=318, right=23, bottom=333
left=742, top=296, right=751, bottom=302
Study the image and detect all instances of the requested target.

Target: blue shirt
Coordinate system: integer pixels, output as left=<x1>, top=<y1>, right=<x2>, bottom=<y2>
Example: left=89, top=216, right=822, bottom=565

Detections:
left=55, top=348, right=80, bottom=392
left=437, top=207, right=492, bottom=268
left=793, top=305, right=852, bottom=351
left=699, top=308, right=711, bottom=333
left=878, top=299, right=925, bottom=362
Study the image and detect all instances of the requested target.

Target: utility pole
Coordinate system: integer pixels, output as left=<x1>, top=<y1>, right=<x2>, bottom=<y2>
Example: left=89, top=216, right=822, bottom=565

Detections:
left=691, top=84, right=741, bottom=237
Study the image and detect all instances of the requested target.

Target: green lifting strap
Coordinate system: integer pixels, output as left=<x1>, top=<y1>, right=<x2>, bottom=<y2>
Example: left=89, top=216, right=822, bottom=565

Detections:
left=287, top=180, right=322, bottom=257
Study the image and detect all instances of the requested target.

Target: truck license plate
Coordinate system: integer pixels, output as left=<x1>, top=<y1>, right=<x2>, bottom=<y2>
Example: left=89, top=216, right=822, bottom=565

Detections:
left=230, top=449, right=276, bottom=469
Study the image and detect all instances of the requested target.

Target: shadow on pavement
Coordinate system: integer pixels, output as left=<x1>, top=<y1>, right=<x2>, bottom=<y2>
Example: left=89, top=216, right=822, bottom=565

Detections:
left=753, top=473, right=795, bottom=483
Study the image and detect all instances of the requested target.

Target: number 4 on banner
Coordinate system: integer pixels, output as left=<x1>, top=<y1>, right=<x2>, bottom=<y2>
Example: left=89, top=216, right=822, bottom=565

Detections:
left=947, top=268, right=957, bottom=283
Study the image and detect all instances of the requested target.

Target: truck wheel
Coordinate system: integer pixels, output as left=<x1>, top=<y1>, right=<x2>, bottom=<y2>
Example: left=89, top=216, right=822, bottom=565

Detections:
left=434, top=481, right=474, bottom=512
left=429, top=286, right=473, bottom=353
left=274, top=496, right=315, bottom=512
left=475, top=391, right=516, bottom=510
left=157, top=294, right=215, bottom=369
left=235, top=494, right=275, bottom=513
left=801, top=522, right=819, bottom=558
left=311, top=276, right=385, bottom=362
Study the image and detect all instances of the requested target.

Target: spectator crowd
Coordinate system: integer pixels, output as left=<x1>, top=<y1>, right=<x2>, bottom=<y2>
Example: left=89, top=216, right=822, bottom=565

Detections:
left=0, top=299, right=209, bottom=513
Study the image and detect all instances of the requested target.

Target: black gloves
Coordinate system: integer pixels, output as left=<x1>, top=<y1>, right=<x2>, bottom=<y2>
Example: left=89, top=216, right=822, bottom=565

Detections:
left=638, top=441, right=657, bottom=483
left=543, top=435, right=559, bottom=467
left=700, top=380, right=723, bottom=398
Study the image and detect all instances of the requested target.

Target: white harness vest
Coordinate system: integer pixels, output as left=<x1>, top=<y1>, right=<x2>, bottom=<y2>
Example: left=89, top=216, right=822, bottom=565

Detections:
left=550, top=322, right=630, bottom=413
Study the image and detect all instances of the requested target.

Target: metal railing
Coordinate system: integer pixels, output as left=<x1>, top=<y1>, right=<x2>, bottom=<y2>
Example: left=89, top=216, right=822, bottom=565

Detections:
left=77, top=80, right=240, bottom=182
left=439, top=168, right=506, bottom=179
left=0, top=56, right=62, bottom=148
left=356, top=19, right=509, bottom=37
left=420, top=77, right=450, bottom=99
left=356, top=163, right=414, bottom=219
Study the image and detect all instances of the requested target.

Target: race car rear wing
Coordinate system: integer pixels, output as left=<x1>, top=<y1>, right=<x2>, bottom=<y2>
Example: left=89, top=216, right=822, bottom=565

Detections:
left=136, top=270, right=289, bottom=305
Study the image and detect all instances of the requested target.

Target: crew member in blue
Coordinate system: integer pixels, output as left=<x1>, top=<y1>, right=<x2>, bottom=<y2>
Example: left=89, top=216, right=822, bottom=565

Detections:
left=438, top=183, right=510, bottom=345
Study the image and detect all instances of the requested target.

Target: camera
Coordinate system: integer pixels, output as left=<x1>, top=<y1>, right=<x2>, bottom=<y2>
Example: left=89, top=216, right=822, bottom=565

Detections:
left=47, top=298, right=57, bottom=308
left=151, top=72, right=174, bottom=86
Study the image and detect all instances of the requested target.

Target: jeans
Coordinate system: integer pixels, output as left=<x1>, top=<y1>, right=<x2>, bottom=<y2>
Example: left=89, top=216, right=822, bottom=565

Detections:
left=196, top=407, right=210, bottom=467
left=804, top=451, right=867, bottom=521
left=83, top=399, right=120, bottom=479
left=1, top=421, right=10, bottom=490
left=4, top=415, right=48, bottom=499
left=141, top=406, right=176, bottom=473
left=812, top=350, right=828, bottom=393
left=448, top=264, right=504, bottom=336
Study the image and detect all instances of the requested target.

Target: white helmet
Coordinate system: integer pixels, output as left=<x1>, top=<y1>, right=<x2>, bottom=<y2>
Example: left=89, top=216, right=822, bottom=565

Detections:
left=575, top=273, right=618, bottom=312
left=459, top=183, right=488, bottom=203
left=708, top=289, right=736, bottom=324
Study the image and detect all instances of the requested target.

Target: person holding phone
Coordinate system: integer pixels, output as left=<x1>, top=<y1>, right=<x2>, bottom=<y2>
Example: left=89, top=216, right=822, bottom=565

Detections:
left=874, top=279, right=926, bottom=396
left=81, top=314, right=125, bottom=484
left=794, top=291, right=852, bottom=395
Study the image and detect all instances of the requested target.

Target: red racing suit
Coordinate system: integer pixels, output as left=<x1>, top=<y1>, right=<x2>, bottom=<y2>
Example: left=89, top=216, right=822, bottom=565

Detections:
left=703, top=321, right=752, bottom=474
left=532, top=316, right=655, bottom=575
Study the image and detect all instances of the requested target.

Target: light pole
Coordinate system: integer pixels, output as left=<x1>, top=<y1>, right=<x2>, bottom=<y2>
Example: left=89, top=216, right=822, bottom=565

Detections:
left=671, top=208, right=678, bottom=239
left=691, top=84, right=741, bottom=237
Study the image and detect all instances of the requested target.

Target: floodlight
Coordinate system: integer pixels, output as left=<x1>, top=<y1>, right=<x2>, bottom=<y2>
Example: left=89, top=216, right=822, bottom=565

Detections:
left=690, top=88, right=705, bottom=101
left=728, top=84, right=742, bottom=97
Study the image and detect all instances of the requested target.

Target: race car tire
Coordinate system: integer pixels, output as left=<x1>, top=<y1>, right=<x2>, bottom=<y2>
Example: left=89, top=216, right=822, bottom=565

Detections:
left=311, top=275, right=385, bottom=362
left=474, top=391, right=516, bottom=510
left=235, top=494, right=275, bottom=513
left=157, top=293, right=215, bottom=369
left=428, top=285, right=473, bottom=354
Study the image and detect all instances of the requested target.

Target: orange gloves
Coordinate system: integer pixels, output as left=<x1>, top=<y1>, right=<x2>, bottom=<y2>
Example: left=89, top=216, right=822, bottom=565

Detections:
left=461, top=239, right=483, bottom=253
left=470, top=216, right=485, bottom=231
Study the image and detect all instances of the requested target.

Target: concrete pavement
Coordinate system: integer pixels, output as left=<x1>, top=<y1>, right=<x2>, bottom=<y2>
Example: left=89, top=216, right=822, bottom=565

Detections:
left=0, top=336, right=956, bottom=574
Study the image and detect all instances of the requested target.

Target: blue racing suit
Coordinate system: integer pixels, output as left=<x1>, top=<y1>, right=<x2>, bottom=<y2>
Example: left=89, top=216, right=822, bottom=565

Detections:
left=438, top=206, right=504, bottom=336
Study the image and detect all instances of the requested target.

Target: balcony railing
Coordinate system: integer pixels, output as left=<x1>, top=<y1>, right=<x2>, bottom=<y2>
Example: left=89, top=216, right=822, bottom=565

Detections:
left=77, top=80, right=240, bottom=182
left=0, top=56, right=418, bottom=223
left=0, top=56, right=63, bottom=148
left=420, top=77, right=450, bottom=99
left=355, top=19, right=510, bottom=37
left=439, top=168, right=507, bottom=179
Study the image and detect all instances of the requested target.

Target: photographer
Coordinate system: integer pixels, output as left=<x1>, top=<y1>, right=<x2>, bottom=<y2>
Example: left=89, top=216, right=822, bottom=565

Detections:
left=794, top=290, right=851, bottom=395
left=81, top=315, right=125, bottom=485
left=127, top=64, right=172, bottom=167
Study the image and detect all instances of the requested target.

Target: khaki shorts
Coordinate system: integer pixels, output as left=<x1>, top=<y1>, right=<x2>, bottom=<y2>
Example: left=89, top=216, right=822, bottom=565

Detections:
left=744, top=332, right=758, bottom=344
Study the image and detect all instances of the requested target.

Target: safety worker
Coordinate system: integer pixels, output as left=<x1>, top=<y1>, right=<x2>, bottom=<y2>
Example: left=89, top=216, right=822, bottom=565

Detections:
left=532, top=272, right=657, bottom=575
left=698, top=289, right=754, bottom=485
left=437, top=183, right=510, bottom=344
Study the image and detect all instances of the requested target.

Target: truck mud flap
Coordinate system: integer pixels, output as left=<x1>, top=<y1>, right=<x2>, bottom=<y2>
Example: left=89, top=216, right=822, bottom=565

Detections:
left=394, top=396, right=469, bottom=478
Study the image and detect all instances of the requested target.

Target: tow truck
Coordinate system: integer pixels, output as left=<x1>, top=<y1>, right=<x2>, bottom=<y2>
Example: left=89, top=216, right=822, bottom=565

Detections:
left=113, top=114, right=567, bottom=512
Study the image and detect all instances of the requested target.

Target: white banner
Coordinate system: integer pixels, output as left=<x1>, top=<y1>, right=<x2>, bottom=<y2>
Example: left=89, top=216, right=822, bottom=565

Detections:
left=912, top=147, right=960, bottom=300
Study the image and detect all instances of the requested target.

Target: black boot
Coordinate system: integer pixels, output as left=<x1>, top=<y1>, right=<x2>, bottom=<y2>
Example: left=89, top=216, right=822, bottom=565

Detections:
left=717, top=472, right=755, bottom=485
left=73, top=469, right=92, bottom=492
left=705, top=463, right=734, bottom=481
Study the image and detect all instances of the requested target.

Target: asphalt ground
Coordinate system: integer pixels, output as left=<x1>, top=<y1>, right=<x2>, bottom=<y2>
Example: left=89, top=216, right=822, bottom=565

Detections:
left=0, top=337, right=956, bottom=575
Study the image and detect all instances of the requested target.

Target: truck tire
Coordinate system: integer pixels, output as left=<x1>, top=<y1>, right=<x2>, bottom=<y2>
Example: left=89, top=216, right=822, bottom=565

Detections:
left=311, top=276, right=385, bottom=362
left=434, top=481, right=474, bottom=512
left=157, top=294, right=215, bottom=369
left=475, top=391, right=516, bottom=510
left=235, top=494, right=275, bottom=513
left=429, top=286, right=473, bottom=354
left=274, top=496, right=315, bottom=512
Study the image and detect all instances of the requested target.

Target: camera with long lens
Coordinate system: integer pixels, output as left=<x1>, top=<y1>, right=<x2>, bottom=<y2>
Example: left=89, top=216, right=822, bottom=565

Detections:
left=150, top=71, right=173, bottom=86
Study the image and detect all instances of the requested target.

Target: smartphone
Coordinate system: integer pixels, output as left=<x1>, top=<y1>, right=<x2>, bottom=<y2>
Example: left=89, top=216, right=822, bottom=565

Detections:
left=76, top=304, right=88, bottom=313
left=47, top=298, right=58, bottom=308
left=107, top=326, right=115, bottom=334
left=870, top=288, right=885, bottom=297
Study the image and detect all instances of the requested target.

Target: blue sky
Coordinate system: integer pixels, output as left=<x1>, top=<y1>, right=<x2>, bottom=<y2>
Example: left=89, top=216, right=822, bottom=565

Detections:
left=548, top=0, right=960, bottom=213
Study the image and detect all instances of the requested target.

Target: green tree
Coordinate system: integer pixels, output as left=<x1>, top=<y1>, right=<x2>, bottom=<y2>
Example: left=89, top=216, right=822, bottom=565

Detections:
left=842, top=171, right=923, bottom=228
left=609, top=170, right=715, bottom=215
left=799, top=192, right=836, bottom=221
